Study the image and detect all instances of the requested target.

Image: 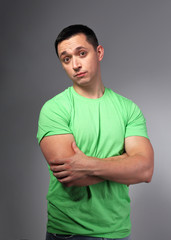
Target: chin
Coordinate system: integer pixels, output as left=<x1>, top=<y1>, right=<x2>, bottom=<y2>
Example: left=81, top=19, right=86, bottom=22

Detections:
left=74, top=78, right=91, bottom=87
left=78, top=81, right=91, bottom=87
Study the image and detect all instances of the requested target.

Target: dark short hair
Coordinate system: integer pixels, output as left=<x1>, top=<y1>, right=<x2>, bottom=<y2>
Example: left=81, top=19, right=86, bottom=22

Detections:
left=55, top=24, right=99, bottom=57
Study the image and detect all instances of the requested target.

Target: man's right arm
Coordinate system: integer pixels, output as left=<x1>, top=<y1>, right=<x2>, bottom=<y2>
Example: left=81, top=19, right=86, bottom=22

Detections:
left=40, top=134, right=104, bottom=187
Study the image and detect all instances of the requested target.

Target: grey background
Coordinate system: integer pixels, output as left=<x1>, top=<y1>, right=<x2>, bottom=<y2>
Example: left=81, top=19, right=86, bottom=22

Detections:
left=1, top=0, right=171, bottom=239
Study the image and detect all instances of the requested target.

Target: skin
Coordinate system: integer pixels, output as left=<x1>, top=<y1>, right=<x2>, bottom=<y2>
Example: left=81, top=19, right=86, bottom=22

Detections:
left=57, top=33, right=105, bottom=98
left=40, top=33, right=154, bottom=187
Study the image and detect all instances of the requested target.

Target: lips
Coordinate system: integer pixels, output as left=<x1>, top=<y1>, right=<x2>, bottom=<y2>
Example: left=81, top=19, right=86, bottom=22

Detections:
left=74, top=72, right=87, bottom=77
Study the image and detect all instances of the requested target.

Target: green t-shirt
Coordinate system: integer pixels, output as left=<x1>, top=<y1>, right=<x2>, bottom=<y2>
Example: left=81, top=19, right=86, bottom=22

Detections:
left=37, top=86, right=148, bottom=238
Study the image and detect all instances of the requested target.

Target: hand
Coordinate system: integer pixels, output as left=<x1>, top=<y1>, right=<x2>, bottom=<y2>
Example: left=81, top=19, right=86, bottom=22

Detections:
left=50, top=142, right=91, bottom=184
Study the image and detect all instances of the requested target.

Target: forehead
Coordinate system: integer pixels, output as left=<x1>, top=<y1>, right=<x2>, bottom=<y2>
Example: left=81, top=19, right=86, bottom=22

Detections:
left=58, top=33, right=93, bottom=57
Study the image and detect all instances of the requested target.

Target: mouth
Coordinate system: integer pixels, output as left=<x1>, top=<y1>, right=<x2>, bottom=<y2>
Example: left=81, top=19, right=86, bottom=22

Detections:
left=74, top=72, right=87, bottom=78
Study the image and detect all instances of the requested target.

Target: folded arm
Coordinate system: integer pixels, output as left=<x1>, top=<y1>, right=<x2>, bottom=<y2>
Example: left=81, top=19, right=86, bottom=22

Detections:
left=40, top=134, right=154, bottom=187
left=90, top=136, right=154, bottom=185
left=49, top=136, right=154, bottom=186
left=40, top=134, right=104, bottom=186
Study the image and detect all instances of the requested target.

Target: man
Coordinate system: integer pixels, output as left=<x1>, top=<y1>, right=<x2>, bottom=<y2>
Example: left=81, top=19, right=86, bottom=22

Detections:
left=37, top=24, right=154, bottom=240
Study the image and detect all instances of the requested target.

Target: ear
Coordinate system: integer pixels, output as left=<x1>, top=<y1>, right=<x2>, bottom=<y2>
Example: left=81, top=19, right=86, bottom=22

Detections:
left=97, top=45, right=104, bottom=61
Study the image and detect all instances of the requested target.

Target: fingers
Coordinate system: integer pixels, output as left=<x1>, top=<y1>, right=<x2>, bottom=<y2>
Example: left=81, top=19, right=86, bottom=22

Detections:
left=53, top=170, right=71, bottom=179
left=58, top=176, right=73, bottom=184
left=50, top=158, right=69, bottom=166
left=51, top=163, right=71, bottom=180
left=52, top=169, right=74, bottom=185
left=50, top=164, right=70, bottom=172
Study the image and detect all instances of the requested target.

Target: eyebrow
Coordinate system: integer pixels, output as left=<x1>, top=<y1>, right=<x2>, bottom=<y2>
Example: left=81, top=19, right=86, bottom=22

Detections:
left=59, top=46, right=88, bottom=58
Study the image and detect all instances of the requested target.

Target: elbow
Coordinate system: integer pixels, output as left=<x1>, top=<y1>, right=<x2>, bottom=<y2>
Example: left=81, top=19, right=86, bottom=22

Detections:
left=145, top=175, right=152, bottom=183
left=143, top=153, right=154, bottom=183
left=144, top=165, right=154, bottom=183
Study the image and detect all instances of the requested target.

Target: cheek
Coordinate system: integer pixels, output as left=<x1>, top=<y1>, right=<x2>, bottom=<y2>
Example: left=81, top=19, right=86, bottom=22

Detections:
left=63, top=66, right=73, bottom=76
left=86, top=60, right=98, bottom=73
left=85, top=54, right=98, bottom=69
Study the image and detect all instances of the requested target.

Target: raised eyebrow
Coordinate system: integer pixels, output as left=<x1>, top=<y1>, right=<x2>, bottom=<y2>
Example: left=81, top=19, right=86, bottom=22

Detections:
left=59, top=51, right=68, bottom=58
left=59, top=46, right=88, bottom=58
left=75, top=46, right=88, bottom=52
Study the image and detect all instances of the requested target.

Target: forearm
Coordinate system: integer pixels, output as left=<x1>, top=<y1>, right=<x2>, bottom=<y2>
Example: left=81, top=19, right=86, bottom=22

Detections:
left=58, top=153, right=128, bottom=187
left=87, top=153, right=153, bottom=185
left=49, top=137, right=154, bottom=186
left=63, top=153, right=128, bottom=187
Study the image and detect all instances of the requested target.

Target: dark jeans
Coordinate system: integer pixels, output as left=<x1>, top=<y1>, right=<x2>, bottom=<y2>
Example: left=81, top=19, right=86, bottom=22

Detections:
left=46, top=232, right=131, bottom=240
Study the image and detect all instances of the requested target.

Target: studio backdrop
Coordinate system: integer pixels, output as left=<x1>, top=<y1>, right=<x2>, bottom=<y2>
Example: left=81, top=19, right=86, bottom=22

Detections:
left=1, top=1, right=171, bottom=240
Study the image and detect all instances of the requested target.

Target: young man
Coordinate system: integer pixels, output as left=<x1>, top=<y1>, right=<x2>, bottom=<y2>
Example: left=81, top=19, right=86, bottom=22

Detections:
left=37, top=25, right=154, bottom=240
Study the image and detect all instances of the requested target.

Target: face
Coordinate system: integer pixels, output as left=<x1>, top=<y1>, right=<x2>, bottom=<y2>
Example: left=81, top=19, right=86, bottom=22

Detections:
left=57, top=34, right=104, bottom=87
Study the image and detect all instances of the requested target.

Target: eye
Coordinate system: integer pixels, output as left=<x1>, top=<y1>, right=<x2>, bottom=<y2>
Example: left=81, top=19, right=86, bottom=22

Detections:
left=79, top=51, right=87, bottom=57
left=63, top=57, right=70, bottom=63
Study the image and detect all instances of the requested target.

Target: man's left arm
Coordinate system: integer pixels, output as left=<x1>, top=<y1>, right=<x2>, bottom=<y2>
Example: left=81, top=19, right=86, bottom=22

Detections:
left=51, top=136, right=154, bottom=186
left=92, top=136, right=154, bottom=185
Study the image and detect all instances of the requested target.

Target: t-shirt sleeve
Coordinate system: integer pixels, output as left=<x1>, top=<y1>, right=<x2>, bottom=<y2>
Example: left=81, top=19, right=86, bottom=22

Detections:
left=125, top=101, right=149, bottom=139
left=37, top=99, right=72, bottom=144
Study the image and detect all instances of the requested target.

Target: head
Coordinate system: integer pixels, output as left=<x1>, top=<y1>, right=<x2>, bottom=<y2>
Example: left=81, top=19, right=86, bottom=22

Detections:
left=55, top=24, right=99, bottom=57
left=55, top=25, right=104, bottom=89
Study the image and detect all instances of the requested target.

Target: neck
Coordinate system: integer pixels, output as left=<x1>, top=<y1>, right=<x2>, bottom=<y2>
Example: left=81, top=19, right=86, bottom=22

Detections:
left=73, top=80, right=105, bottom=99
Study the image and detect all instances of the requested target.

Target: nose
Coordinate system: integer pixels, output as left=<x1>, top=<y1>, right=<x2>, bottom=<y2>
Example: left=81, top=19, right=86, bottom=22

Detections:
left=72, top=57, right=81, bottom=71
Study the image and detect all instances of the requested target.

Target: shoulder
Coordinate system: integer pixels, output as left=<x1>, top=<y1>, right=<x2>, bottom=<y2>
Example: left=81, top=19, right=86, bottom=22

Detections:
left=106, top=88, right=144, bottom=121
left=37, top=87, right=73, bottom=143
left=40, top=87, right=72, bottom=115
left=106, top=89, right=148, bottom=138
left=106, top=88, right=136, bottom=108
